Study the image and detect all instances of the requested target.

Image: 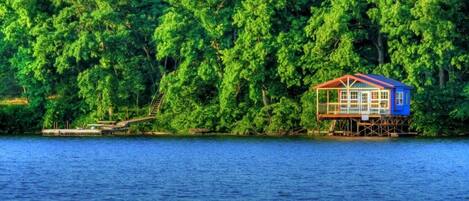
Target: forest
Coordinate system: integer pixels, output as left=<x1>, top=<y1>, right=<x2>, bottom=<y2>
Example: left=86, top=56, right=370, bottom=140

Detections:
left=0, top=0, right=468, bottom=136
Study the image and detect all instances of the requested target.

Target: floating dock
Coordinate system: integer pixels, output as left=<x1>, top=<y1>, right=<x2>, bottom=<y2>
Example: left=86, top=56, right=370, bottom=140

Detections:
left=42, top=129, right=103, bottom=136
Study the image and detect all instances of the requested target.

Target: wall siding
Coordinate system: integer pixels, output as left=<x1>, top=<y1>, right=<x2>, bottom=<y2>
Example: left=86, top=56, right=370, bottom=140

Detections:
left=392, top=87, right=411, bottom=116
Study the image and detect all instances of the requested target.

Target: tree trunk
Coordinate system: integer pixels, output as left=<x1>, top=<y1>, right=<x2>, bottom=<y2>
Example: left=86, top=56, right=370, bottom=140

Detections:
left=261, top=86, right=270, bottom=107
left=108, top=107, right=113, bottom=121
left=261, top=85, right=272, bottom=126
left=375, top=31, right=385, bottom=65
left=439, top=67, right=445, bottom=89
left=136, top=94, right=139, bottom=116
left=143, top=46, right=156, bottom=86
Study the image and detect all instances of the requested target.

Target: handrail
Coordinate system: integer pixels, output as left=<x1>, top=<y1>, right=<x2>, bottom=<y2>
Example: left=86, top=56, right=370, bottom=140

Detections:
left=318, top=102, right=390, bottom=115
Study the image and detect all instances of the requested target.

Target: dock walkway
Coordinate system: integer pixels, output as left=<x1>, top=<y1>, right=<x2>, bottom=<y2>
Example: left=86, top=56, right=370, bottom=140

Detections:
left=42, top=93, right=164, bottom=136
left=42, top=129, right=102, bottom=136
left=42, top=116, right=156, bottom=136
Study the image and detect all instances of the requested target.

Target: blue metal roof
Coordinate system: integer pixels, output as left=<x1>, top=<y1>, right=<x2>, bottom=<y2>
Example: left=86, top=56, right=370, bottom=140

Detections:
left=355, top=74, right=412, bottom=89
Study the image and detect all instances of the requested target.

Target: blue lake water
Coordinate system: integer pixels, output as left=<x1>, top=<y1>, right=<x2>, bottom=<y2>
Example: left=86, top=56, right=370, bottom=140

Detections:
left=1, top=136, right=468, bottom=201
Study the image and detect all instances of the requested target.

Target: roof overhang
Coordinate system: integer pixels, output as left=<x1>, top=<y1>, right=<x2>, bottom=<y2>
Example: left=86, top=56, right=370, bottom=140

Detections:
left=355, top=73, right=395, bottom=88
left=314, top=74, right=387, bottom=89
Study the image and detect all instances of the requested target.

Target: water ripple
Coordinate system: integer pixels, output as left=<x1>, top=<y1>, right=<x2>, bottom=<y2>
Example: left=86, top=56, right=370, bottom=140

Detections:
left=0, top=136, right=468, bottom=200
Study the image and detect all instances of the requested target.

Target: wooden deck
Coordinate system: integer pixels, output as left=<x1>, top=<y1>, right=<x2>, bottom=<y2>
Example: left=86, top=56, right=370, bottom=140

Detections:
left=318, top=114, right=384, bottom=119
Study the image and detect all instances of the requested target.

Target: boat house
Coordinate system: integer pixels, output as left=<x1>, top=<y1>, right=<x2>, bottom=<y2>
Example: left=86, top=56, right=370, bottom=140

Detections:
left=313, top=74, right=413, bottom=136
left=315, top=73, right=411, bottom=119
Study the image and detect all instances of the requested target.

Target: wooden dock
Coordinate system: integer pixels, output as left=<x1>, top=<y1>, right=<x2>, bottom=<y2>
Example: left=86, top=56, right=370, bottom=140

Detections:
left=42, top=93, right=164, bottom=137
left=42, top=116, right=156, bottom=136
left=42, top=129, right=103, bottom=136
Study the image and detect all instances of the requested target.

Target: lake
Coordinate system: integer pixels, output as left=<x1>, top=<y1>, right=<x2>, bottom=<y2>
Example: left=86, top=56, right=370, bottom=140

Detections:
left=1, top=136, right=468, bottom=200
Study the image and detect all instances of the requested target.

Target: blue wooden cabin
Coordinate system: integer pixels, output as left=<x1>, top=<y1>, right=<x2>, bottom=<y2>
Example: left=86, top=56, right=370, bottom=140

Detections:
left=315, top=73, right=412, bottom=119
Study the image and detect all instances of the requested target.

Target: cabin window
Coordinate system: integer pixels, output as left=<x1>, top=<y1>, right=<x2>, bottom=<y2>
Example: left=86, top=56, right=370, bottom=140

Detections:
left=380, top=91, right=388, bottom=100
left=350, top=91, right=358, bottom=108
left=371, top=91, right=378, bottom=100
left=340, top=91, right=347, bottom=101
left=396, top=92, right=404, bottom=105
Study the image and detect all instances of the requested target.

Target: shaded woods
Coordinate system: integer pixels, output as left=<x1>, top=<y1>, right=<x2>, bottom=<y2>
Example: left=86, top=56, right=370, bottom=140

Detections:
left=0, top=0, right=468, bottom=135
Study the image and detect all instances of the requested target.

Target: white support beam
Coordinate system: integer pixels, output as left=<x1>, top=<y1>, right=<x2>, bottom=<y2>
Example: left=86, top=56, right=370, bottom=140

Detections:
left=339, top=80, right=347, bottom=87
left=347, top=77, right=350, bottom=114
left=378, top=89, right=381, bottom=114
left=326, top=90, right=329, bottom=114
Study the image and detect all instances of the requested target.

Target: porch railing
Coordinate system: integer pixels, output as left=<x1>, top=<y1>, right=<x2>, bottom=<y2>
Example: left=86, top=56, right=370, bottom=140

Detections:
left=318, top=102, right=390, bottom=115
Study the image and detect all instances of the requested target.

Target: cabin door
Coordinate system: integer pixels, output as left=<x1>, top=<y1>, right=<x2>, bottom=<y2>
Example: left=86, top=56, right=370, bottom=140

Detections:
left=360, top=92, right=371, bottom=114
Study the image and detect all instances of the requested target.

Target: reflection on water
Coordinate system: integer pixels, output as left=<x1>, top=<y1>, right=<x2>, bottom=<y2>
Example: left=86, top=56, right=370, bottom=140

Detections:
left=0, top=136, right=468, bottom=200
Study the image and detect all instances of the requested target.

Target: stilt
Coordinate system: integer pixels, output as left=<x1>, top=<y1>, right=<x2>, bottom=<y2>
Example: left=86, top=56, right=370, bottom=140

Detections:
left=329, top=120, right=337, bottom=136
left=327, top=116, right=411, bottom=137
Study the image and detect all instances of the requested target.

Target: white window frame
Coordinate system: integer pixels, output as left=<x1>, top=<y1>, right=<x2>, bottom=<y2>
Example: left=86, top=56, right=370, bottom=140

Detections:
left=380, top=91, right=388, bottom=100
left=349, top=91, right=359, bottom=109
left=396, top=92, right=404, bottom=105
left=371, top=91, right=379, bottom=100
left=350, top=91, right=358, bottom=100
left=340, top=91, right=347, bottom=101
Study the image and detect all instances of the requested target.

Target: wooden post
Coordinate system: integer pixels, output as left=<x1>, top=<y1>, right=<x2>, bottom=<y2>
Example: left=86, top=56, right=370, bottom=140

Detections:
left=347, top=77, right=350, bottom=114
left=387, top=90, right=391, bottom=113
left=357, top=120, right=360, bottom=135
left=338, top=89, right=341, bottom=114
left=378, top=89, right=381, bottom=114
left=326, top=90, right=329, bottom=114
left=349, top=119, right=352, bottom=136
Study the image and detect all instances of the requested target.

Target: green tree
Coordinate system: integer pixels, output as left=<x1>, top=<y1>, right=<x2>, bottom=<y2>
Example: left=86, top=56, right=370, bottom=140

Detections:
left=374, top=0, right=469, bottom=135
left=0, top=0, right=467, bottom=135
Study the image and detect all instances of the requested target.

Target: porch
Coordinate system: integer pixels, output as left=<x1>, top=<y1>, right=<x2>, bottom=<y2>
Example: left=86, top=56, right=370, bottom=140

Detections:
left=316, top=89, right=390, bottom=118
left=318, top=94, right=390, bottom=112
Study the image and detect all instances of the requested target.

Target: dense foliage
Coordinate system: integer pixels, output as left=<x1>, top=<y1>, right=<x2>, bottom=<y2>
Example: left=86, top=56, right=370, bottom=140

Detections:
left=0, top=105, right=41, bottom=133
left=0, top=0, right=468, bottom=135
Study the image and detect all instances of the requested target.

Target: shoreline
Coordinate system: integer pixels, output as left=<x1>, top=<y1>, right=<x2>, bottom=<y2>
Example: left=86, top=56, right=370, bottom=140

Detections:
left=2, top=130, right=469, bottom=139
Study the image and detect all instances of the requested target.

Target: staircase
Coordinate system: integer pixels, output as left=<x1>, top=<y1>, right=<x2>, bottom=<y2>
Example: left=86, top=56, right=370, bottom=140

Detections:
left=97, top=93, right=165, bottom=131
left=148, top=93, right=164, bottom=116
left=114, top=116, right=157, bottom=128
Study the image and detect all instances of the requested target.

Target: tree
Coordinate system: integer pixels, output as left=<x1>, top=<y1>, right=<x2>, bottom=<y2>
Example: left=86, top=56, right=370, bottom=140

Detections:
left=0, top=0, right=467, bottom=135
left=374, top=0, right=469, bottom=135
